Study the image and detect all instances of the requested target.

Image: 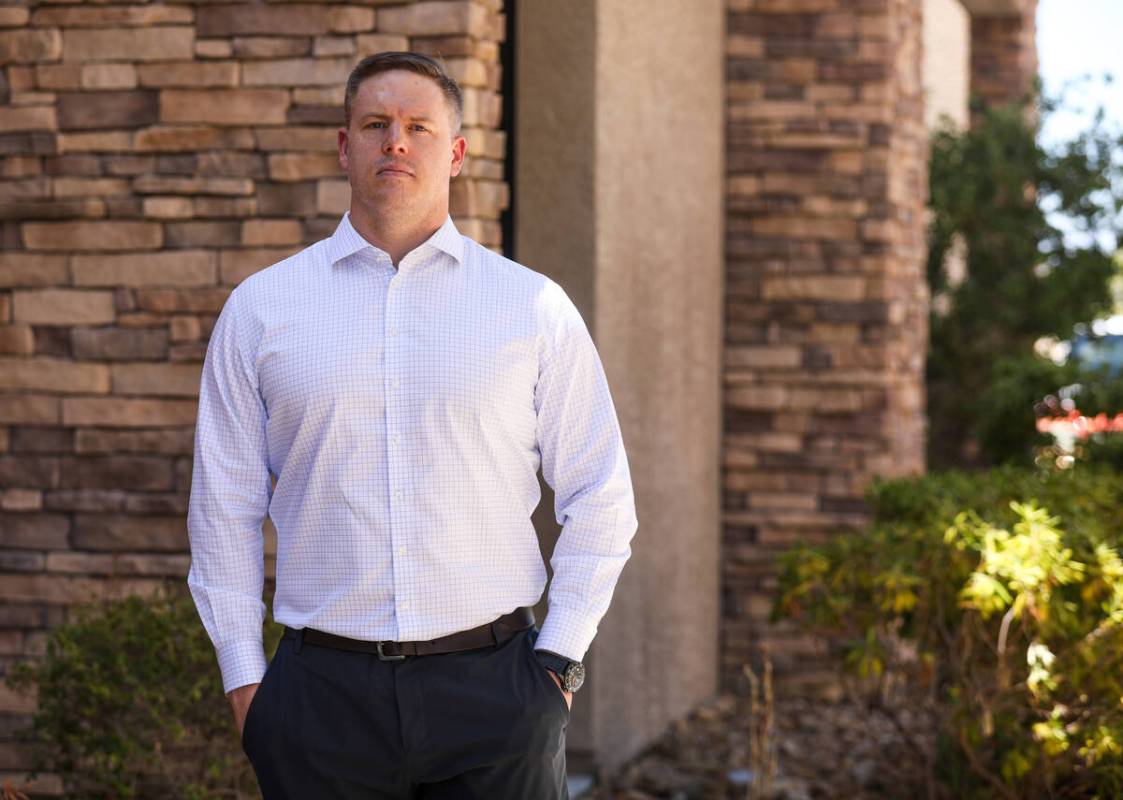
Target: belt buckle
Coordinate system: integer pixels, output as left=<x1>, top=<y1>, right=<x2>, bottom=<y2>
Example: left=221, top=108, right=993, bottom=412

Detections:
left=376, top=641, right=406, bottom=661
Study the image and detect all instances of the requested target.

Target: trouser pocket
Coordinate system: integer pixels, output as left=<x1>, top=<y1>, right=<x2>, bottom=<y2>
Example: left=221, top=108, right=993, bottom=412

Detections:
left=241, top=640, right=283, bottom=754
left=524, top=626, right=571, bottom=718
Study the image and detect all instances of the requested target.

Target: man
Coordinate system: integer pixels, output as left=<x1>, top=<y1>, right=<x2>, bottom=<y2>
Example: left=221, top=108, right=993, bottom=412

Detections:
left=186, top=51, right=638, bottom=799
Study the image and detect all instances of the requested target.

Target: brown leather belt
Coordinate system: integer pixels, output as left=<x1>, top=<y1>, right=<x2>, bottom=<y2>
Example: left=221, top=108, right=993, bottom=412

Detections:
left=282, top=606, right=536, bottom=661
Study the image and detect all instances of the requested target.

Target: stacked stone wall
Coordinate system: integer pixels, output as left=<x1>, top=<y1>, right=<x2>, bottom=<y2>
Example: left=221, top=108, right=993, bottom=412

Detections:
left=970, top=0, right=1037, bottom=114
left=722, top=0, right=929, bottom=690
left=0, top=2, right=505, bottom=791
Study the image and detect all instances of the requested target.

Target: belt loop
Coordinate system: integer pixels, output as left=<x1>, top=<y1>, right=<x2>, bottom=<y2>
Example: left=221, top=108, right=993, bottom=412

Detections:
left=293, top=627, right=304, bottom=654
left=489, top=620, right=501, bottom=647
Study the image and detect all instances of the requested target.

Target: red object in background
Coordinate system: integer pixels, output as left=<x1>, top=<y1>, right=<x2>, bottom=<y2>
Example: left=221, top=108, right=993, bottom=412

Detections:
left=1037, top=410, right=1123, bottom=439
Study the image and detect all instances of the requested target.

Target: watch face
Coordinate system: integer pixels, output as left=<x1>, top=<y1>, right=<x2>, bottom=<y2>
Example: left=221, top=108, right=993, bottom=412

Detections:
left=563, top=662, right=586, bottom=692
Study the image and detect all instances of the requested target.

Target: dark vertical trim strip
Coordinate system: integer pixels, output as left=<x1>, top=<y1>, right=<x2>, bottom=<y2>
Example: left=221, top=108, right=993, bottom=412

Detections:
left=499, top=0, right=516, bottom=259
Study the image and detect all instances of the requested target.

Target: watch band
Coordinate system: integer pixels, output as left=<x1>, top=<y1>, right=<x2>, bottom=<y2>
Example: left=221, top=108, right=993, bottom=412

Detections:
left=534, top=649, right=571, bottom=674
left=534, top=649, right=585, bottom=692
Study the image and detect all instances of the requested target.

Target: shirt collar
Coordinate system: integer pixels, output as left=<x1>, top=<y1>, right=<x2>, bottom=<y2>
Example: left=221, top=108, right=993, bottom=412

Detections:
left=324, top=211, right=464, bottom=268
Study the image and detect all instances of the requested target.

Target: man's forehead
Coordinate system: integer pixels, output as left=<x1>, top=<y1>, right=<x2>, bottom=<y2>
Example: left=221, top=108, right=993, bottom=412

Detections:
left=354, top=71, right=445, bottom=109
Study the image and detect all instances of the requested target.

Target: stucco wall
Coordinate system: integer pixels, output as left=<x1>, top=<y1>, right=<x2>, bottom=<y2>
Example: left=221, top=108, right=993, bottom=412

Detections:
left=924, top=0, right=971, bottom=130
left=516, top=0, right=725, bottom=778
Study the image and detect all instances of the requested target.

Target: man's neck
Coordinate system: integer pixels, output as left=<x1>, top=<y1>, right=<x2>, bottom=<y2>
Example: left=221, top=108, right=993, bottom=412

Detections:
left=348, top=203, right=446, bottom=268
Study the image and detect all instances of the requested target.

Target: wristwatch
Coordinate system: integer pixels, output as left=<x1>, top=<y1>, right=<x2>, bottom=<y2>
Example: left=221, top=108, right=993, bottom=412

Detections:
left=534, top=649, right=586, bottom=693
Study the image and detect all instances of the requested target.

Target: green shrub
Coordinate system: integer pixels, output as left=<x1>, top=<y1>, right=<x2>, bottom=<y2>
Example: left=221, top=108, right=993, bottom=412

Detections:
left=4, top=583, right=283, bottom=800
left=775, top=465, right=1123, bottom=799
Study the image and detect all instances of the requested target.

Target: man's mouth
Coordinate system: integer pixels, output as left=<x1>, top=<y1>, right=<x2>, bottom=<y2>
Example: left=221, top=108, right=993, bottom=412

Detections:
left=378, top=166, right=413, bottom=177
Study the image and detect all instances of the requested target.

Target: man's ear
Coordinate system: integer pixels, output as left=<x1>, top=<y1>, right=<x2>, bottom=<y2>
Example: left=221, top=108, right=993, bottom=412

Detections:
left=338, top=127, right=350, bottom=171
left=449, top=135, right=467, bottom=178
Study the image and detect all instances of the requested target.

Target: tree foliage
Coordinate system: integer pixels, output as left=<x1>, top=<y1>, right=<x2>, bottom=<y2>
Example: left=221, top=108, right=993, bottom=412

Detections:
left=926, top=88, right=1123, bottom=468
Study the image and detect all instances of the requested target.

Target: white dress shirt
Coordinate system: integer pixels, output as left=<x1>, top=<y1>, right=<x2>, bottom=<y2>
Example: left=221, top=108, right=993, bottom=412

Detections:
left=186, top=212, right=639, bottom=694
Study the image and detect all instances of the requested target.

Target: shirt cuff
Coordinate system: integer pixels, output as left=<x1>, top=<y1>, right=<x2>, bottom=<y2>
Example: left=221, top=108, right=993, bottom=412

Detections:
left=534, top=607, right=599, bottom=663
left=216, top=638, right=268, bottom=695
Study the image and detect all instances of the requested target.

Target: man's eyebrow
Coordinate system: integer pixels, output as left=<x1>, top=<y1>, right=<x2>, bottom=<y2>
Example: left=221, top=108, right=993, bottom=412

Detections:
left=358, top=112, right=436, bottom=123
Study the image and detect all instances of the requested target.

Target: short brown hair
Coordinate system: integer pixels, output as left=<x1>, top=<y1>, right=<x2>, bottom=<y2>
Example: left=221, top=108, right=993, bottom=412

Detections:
left=344, top=51, right=464, bottom=133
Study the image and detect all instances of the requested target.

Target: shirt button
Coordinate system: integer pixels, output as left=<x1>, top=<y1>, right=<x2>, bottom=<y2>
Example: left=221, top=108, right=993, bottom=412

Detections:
left=400, top=600, right=411, bottom=611
left=391, top=435, right=400, bottom=446
left=397, top=545, right=407, bottom=556
left=389, top=326, right=397, bottom=336
left=391, top=377, right=400, bottom=388
left=395, top=489, right=403, bottom=500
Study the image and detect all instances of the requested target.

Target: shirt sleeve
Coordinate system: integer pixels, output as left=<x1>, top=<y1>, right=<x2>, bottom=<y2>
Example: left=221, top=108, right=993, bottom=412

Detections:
left=532, top=281, right=639, bottom=663
left=186, top=286, right=274, bottom=695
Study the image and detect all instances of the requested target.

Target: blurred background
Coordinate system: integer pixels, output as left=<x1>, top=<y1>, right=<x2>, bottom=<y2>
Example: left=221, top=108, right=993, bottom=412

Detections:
left=0, top=0, right=1120, bottom=798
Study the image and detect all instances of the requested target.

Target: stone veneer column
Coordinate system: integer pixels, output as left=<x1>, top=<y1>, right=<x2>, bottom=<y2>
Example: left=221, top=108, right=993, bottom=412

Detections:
left=0, top=2, right=506, bottom=794
left=968, top=0, right=1037, bottom=114
left=722, top=0, right=928, bottom=690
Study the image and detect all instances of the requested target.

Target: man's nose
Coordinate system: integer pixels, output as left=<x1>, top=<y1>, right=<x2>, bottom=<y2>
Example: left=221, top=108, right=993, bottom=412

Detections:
left=382, top=122, right=407, bottom=153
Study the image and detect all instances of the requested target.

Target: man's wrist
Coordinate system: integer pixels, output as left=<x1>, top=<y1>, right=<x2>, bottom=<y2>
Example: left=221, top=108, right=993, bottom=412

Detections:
left=226, top=681, right=260, bottom=698
left=534, top=649, right=586, bottom=692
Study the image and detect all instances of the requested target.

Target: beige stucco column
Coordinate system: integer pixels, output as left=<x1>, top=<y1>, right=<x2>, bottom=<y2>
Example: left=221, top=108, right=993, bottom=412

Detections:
left=515, top=0, right=725, bottom=778
left=924, top=0, right=971, bottom=130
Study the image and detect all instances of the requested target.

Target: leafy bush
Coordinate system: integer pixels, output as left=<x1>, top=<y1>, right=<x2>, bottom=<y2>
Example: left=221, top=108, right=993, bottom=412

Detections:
left=775, top=465, right=1123, bottom=799
left=4, top=583, right=283, bottom=800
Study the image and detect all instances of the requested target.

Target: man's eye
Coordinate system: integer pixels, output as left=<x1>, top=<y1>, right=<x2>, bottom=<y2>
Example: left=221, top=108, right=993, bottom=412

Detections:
left=367, top=121, right=386, bottom=128
left=411, top=125, right=428, bottom=132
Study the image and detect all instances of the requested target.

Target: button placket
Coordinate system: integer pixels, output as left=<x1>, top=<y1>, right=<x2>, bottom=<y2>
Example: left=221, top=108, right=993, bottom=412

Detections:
left=384, top=272, right=405, bottom=466
left=385, top=272, right=412, bottom=628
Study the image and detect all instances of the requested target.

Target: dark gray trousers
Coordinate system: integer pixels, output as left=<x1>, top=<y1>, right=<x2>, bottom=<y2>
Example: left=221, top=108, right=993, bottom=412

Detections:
left=241, top=621, right=570, bottom=799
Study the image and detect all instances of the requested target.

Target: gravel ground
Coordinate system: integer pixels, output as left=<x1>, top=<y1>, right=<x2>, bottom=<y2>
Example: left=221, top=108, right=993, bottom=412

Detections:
left=584, top=688, right=936, bottom=800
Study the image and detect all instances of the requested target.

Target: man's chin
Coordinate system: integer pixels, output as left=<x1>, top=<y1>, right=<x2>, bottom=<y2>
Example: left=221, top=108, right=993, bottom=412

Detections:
left=355, top=192, right=418, bottom=217
left=362, top=184, right=412, bottom=204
